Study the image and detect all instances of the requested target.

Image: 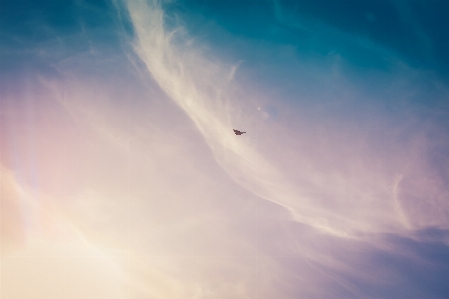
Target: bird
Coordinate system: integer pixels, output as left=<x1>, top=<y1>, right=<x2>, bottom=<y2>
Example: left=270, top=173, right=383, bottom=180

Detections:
left=233, top=129, right=246, bottom=135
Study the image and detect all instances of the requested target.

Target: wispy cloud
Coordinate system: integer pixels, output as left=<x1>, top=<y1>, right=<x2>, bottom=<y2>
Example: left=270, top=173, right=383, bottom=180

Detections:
left=2, top=0, right=448, bottom=298
left=124, top=0, right=449, bottom=237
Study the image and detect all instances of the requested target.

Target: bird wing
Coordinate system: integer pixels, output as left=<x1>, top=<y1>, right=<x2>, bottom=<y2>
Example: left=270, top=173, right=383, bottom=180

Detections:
left=233, top=129, right=246, bottom=135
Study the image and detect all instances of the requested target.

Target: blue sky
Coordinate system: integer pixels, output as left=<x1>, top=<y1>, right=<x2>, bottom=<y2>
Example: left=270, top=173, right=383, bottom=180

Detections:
left=1, top=1, right=449, bottom=298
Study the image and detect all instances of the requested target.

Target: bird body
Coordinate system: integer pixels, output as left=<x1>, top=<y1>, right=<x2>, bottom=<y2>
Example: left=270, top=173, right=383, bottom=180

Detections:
left=233, top=129, right=246, bottom=135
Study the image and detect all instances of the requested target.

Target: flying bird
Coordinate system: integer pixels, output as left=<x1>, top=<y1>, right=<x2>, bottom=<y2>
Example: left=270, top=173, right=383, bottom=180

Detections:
left=233, top=129, right=246, bottom=135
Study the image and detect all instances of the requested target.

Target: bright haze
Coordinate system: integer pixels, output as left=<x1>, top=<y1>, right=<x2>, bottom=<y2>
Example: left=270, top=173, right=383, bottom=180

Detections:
left=1, top=0, right=449, bottom=298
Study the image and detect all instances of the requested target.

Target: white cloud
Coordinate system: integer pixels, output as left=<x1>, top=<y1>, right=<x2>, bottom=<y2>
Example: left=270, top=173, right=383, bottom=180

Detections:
left=124, top=0, right=449, bottom=238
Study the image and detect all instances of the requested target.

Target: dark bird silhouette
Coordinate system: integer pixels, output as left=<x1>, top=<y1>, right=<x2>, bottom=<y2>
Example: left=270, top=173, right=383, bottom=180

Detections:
left=233, top=129, right=246, bottom=135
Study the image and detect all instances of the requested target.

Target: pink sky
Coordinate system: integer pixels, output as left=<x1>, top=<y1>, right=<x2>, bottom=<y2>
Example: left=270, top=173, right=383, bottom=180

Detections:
left=2, top=0, right=449, bottom=298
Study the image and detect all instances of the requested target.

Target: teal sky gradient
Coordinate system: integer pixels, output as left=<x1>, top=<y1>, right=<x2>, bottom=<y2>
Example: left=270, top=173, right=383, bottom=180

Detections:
left=1, top=1, right=448, bottom=298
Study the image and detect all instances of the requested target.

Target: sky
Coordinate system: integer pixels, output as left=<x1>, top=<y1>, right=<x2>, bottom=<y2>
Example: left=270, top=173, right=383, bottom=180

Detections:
left=1, top=0, right=449, bottom=298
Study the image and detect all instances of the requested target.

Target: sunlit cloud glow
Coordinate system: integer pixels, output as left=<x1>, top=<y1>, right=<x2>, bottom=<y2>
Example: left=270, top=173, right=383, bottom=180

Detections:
left=1, top=0, right=448, bottom=298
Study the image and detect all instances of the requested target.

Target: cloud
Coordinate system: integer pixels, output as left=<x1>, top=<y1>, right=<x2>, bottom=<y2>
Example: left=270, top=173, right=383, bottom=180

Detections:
left=123, top=0, right=449, bottom=237
left=2, top=1, right=449, bottom=297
